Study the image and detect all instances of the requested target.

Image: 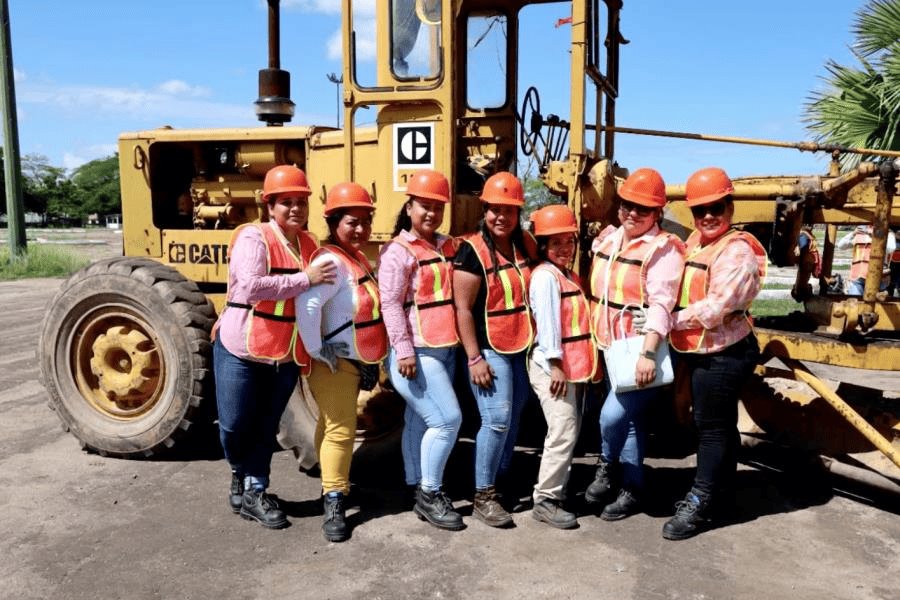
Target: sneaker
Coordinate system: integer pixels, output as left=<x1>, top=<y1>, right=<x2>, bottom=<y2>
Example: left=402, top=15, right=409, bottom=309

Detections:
left=228, top=472, right=244, bottom=514
left=240, top=489, right=288, bottom=529
left=323, top=491, right=349, bottom=542
left=584, top=459, right=615, bottom=504
left=600, top=488, right=639, bottom=521
left=414, top=487, right=465, bottom=531
left=473, top=486, right=513, bottom=528
left=532, top=499, right=578, bottom=530
left=662, top=491, right=712, bottom=540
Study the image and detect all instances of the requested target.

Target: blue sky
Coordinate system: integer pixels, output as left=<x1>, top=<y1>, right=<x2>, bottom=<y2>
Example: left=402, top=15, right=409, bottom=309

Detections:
left=8, top=0, right=865, bottom=182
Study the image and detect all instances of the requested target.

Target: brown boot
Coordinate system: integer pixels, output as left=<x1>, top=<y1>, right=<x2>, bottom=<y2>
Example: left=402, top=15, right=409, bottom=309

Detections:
left=473, top=486, right=513, bottom=528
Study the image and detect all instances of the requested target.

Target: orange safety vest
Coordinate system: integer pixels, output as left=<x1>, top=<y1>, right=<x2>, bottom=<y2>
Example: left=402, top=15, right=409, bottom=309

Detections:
left=392, top=235, right=460, bottom=348
left=464, top=232, right=536, bottom=354
left=533, top=263, right=598, bottom=382
left=314, top=244, right=388, bottom=364
left=589, top=230, right=680, bottom=349
left=891, top=248, right=900, bottom=264
left=849, top=230, right=873, bottom=280
left=669, top=229, right=767, bottom=354
left=223, top=222, right=317, bottom=373
left=799, top=229, right=822, bottom=278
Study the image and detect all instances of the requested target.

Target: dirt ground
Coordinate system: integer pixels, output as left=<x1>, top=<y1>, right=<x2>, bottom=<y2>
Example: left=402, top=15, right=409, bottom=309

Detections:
left=2, top=234, right=899, bottom=600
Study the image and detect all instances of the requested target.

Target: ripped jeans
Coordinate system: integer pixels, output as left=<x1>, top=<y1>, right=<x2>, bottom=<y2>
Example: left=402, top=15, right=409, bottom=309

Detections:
left=468, top=348, right=529, bottom=490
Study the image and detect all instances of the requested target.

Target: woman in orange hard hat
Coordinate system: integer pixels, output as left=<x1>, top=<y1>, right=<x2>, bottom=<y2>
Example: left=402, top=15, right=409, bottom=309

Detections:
left=296, top=182, right=388, bottom=542
left=527, top=204, right=598, bottom=530
left=453, top=171, right=537, bottom=528
left=377, top=169, right=465, bottom=531
left=212, top=165, right=336, bottom=530
left=584, top=167, right=686, bottom=522
left=663, top=167, right=766, bottom=541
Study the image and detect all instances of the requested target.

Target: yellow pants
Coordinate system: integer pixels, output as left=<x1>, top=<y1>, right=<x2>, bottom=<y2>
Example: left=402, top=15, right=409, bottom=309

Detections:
left=307, top=358, right=359, bottom=494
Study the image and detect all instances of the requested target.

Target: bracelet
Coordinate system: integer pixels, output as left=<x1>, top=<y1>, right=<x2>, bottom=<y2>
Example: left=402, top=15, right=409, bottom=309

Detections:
left=639, top=349, right=657, bottom=360
left=467, top=354, right=484, bottom=367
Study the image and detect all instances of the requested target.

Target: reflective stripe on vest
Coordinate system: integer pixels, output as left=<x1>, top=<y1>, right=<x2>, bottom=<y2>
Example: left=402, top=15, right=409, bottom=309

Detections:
left=393, top=235, right=460, bottom=348
left=589, top=232, right=673, bottom=349
left=464, top=232, right=535, bottom=354
left=533, top=263, right=598, bottom=382
left=669, top=229, right=767, bottom=353
left=315, top=244, right=388, bottom=364
left=224, top=223, right=317, bottom=372
left=849, top=231, right=873, bottom=280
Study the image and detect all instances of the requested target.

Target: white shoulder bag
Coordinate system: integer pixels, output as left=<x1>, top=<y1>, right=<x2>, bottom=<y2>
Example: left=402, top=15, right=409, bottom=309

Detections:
left=600, top=242, right=674, bottom=393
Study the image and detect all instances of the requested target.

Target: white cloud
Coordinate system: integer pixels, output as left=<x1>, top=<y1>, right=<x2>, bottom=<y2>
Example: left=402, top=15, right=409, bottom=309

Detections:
left=281, top=0, right=373, bottom=17
left=13, top=68, right=25, bottom=82
left=63, top=144, right=118, bottom=170
left=156, top=79, right=210, bottom=97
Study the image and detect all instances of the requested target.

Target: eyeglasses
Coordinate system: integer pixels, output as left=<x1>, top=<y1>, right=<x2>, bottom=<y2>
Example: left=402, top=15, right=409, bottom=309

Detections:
left=618, top=201, right=654, bottom=217
left=690, top=202, right=727, bottom=218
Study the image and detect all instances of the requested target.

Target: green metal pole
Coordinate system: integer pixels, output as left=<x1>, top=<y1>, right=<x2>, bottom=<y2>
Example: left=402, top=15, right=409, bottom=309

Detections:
left=0, top=0, right=26, bottom=257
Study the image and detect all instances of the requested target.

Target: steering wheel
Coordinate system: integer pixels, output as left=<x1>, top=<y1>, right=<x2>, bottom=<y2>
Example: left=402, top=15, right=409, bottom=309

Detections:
left=519, top=86, right=544, bottom=156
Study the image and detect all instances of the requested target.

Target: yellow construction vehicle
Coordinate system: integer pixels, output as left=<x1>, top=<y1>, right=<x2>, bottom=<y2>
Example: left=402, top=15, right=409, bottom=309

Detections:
left=39, top=1, right=899, bottom=491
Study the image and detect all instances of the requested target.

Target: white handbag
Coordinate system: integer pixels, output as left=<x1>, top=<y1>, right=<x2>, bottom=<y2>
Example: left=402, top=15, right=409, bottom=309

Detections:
left=600, top=246, right=673, bottom=393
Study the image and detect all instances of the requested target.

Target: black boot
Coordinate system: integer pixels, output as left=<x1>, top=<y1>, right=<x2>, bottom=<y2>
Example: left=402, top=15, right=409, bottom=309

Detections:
left=532, top=499, right=578, bottom=530
left=240, top=489, right=288, bottom=529
left=584, top=458, right=615, bottom=504
left=473, top=486, right=513, bottom=528
left=323, top=491, right=349, bottom=542
left=228, top=472, right=244, bottom=514
left=662, top=491, right=712, bottom=540
left=414, top=487, right=465, bottom=531
left=601, top=488, right=640, bottom=521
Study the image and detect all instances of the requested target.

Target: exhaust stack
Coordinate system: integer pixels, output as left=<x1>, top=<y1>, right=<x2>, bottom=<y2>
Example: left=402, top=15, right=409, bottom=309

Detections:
left=255, top=0, right=294, bottom=126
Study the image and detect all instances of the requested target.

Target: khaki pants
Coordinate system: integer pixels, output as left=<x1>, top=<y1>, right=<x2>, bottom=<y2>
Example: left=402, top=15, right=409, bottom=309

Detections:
left=528, top=357, right=582, bottom=503
left=307, top=358, right=359, bottom=494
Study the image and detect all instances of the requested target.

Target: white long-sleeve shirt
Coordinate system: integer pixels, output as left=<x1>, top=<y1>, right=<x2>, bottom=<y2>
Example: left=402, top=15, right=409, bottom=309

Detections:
left=528, top=262, right=565, bottom=376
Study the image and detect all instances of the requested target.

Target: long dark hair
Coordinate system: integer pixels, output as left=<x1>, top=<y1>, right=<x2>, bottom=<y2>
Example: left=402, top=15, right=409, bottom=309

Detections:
left=391, top=200, right=413, bottom=238
left=479, top=206, right=532, bottom=276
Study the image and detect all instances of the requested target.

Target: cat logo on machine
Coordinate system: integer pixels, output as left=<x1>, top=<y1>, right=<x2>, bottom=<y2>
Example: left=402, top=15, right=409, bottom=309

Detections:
left=168, top=242, right=229, bottom=265
left=393, top=122, right=435, bottom=191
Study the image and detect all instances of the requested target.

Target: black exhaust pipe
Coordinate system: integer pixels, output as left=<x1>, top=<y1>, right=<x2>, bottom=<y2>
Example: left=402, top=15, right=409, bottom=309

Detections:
left=255, top=0, right=294, bottom=126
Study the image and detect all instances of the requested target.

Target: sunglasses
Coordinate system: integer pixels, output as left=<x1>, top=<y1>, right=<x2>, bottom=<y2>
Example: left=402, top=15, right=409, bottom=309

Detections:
left=619, top=200, right=654, bottom=217
left=690, top=202, right=728, bottom=218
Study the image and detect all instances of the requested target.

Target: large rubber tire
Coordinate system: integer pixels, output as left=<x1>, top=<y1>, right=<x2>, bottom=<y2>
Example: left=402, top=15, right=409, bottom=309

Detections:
left=39, top=258, right=215, bottom=457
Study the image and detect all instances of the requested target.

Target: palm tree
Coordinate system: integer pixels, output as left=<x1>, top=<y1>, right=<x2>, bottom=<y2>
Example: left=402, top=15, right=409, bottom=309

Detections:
left=804, top=0, right=900, bottom=168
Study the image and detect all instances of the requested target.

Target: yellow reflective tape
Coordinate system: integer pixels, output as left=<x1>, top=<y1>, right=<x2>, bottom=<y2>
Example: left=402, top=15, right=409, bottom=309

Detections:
left=498, top=269, right=514, bottom=309
left=274, top=300, right=285, bottom=317
left=364, top=281, right=380, bottom=319
left=679, top=267, right=697, bottom=308
left=569, top=296, right=580, bottom=335
left=430, top=263, right=444, bottom=301
left=613, top=261, right=628, bottom=305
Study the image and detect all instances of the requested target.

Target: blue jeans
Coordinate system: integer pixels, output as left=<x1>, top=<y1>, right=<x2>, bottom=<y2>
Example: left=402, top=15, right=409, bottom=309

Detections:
left=468, top=348, right=529, bottom=490
left=213, top=337, right=297, bottom=489
left=599, top=385, right=657, bottom=492
left=387, top=347, right=462, bottom=492
left=848, top=276, right=888, bottom=296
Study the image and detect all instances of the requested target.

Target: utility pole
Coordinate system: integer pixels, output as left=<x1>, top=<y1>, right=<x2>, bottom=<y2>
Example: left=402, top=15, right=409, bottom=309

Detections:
left=0, top=0, right=25, bottom=257
left=326, top=72, right=343, bottom=129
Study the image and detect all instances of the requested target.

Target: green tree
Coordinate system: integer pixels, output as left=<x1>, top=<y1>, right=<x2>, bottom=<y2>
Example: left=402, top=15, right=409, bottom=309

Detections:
left=21, top=154, right=67, bottom=216
left=804, top=0, right=900, bottom=168
left=70, top=155, right=121, bottom=218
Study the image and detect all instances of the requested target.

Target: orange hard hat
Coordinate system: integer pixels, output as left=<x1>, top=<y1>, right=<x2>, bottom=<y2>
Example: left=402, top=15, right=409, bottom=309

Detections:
left=480, top=172, right=525, bottom=207
left=685, top=167, right=734, bottom=207
left=531, top=204, right=577, bottom=237
left=262, top=165, right=311, bottom=200
left=324, top=182, right=374, bottom=216
left=618, top=167, right=666, bottom=207
left=407, top=169, right=450, bottom=203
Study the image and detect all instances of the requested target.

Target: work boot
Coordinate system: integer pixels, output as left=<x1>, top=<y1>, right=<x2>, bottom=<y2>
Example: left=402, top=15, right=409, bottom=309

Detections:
left=228, top=472, right=244, bottom=514
left=240, top=489, right=288, bottom=529
left=584, top=458, right=615, bottom=504
left=473, top=486, right=513, bottom=528
left=600, top=488, right=640, bottom=521
left=414, top=487, right=465, bottom=531
left=322, top=491, right=349, bottom=542
left=531, top=499, right=578, bottom=530
left=662, top=491, right=712, bottom=540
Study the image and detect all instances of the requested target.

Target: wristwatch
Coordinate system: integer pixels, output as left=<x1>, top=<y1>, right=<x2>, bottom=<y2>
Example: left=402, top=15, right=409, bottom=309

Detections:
left=639, top=349, right=656, bottom=360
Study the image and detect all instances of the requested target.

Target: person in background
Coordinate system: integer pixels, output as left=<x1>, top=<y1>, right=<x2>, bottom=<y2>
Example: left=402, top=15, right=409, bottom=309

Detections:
left=378, top=169, right=464, bottom=531
left=527, top=204, right=598, bottom=530
left=212, top=165, right=335, bottom=529
left=836, top=224, right=895, bottom=296
left=664, top=167, right=767, bottom=541
left=453, top=171, right=536, bottom=528
left=791, top=225, right=822, bottom=300
left=585, top=168, right=685, bottom=521
left=888, top=229, right=900, bottom=297
left=296, top=182, right=388, bottom=542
